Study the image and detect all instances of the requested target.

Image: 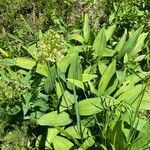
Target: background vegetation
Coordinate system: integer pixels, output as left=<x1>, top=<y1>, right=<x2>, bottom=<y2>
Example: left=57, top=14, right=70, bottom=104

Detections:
left=0, top=0, right=150, bottom=149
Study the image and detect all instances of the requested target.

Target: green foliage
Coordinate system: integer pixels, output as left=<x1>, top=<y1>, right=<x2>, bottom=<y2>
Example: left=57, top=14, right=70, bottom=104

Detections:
left=0, top=1, right=150, bottom=149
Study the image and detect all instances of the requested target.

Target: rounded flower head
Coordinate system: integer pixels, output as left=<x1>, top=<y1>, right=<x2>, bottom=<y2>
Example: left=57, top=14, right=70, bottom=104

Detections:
left=37, top=29, right=67, bottom=63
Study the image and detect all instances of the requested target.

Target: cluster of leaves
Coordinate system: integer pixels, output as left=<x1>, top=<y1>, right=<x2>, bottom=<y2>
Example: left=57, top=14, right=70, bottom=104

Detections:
left=0, top=0, right=150, bottom=149
left=0, top=11, right=149, bottom=149
left=105, top=0, right=150, bottom=33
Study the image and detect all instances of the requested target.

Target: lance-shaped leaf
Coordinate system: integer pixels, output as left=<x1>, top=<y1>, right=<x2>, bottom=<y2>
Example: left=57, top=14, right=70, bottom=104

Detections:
left=131, top=121, right=150, bottom=150
left=93, top=27, right=106, bottom=58
left=68, top=34, right=84, bottom=44
left=45, top=128, right=59, bottom=147
left=78, top=137, right=95, bottom=150
left=78, top=97, right=118, bottom=116
left=114, top=29, right=127, bottom=53
left=83, top=13, right=90, bottom=43
left=60, top=90, right=75, bottom=112
left=37, top=111, right=72, bottom=126
left=116, top=84, right=144, bottom=104
left=67, top=54, right=82, bottom=90
left=78, top=98, right=104, bottom=116
left=53, top=136, right=73, bottom=150
left=65, top=125, right=91, bottom=139
left=15, top=57, right=48, bottom=76
left=26, top=44, right=37, bottom=59
left=0, top=58, right=16, bottom=66
left=118, top=26, right=143, bottom=59
left=128, top=32, right=148, bottom=59
left=98, top=60, right=116, bottom=95
left=105, top=25, right=116, bottom=42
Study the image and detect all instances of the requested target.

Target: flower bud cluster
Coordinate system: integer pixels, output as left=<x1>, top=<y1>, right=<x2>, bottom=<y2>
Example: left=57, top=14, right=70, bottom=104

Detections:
left=0, top=74, right=28, bottom=106
left=37, top=29, right=66, bottom=63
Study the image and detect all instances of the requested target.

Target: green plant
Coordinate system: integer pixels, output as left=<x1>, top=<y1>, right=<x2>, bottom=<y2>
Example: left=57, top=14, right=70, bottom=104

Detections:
left=1, top=13, right=149, bottom=149
left=106, top=0, right=150, bottom=33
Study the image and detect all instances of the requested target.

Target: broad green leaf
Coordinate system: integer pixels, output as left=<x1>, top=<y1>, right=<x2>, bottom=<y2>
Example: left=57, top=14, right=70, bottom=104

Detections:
left=0, top=48, right=9, bottom=57
left=118, top=26, right=143, bottom=58
left=114, top=82, right=134, bottom=98
left=55, top=81, right=63, bottom=99
left=0, top=57, right=48, bottom=76
left=123, top=53, right=129, bottom=64
left=116, top=71, right=126, bottom=85
left=137, top=118, right=148, bottom=131
left=88, top=81, right=98, bottom=95
left=26, top=44, right=37, bottom=59
left=67, top=54, right=82, bottom=80
left=98, top=62, right=107, bottom=75
left=107, top=120, right=127, bottom=150
left=68, top=34, right=84, bottom=44
left=81, top=116, right=95, bottom=127
left=133, top=55, right=146, bottom=62
left=84, top=65, right=92, bottom=74
left=60, top=90, right=75, bottom=112
left=123, top=117, right=148, bottom=140
left=67, top=54, right=82, bottom=89
left=128, top=33, right=148, bottom=59
left=67, top=78, right=84, bottom=90
left=0, top=58, right=16, bottom=66
left=78, top=98, right=104, bottom=116
left=65, top=125, right=90, bottom=139
left=83, top=13, right=90, bottom=43
left=15, top=57, right=48, bottom=76
left=45, top=128, right=59, bottom=148
left=104, top=78, right=118, bottom=95
left=84, top=64, right=97, bottom=74
left=93, top=27, right=106, bottom=58
left=15, top=57, right=36, bottom=69
left=44, top=66, right=57, bottom=93
left=114, top=29, right=127, bottom=53
left=116, top=84, right=144, bottom=104
left=126, top=71, right=150, bottom=84
left=68, top=45, right=87, bottom=54
left=105, top=25, right=116, bottom=42
left=102, top=48, right=115, bottom=57
left=37, top=111, right=72, bottom=126
left=78, top=136, right=95, bottom=150
left=53, top=136, right=73, bottom=150
left=57, top=53, right=77, bottom=73
left=131, top=121, right=150, bottom=150
left=82, top=73, right=97, bottom=82
left=53, top=126, right=80, bottom=146
left=140, top=88, right=150, bottom=110
left=98, top=60, right=116, bottom=95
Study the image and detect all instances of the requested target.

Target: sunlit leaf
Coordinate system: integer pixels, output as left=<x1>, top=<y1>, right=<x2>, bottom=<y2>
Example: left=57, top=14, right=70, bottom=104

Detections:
left=45, top=128, right=59, bottom=148
left=38, top=111, right=72, bottom=126
left=78, top=98, right=103, bottom=116
left=78, top=136, right=95, bottom=150
left=105, top=25, right=116, bottom=42
left=114, top=29, right=127, bottom=53
left=83, top=13, right=90, bottom=43
left=53, top=136, right=73, bottom=150
left=93, top=27, right=106, bottom=58
left=98, top=60, right=116, bottom=95
left=118, top=26, right=143, bottom=58
left=68, top=34, right=84, bottom=44
left=65, top=125, right=90, bottom=139
left=60, top=90, right=75, bottom=112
